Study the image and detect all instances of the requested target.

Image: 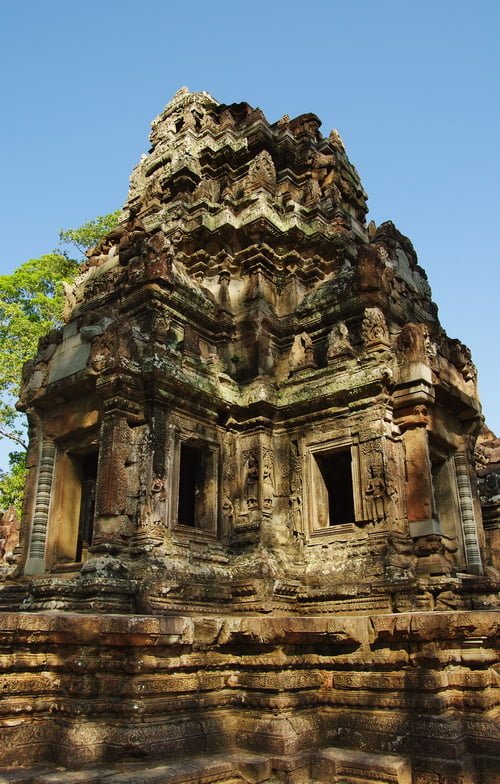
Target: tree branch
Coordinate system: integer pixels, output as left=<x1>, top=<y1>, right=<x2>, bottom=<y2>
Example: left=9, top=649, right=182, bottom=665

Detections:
left=0, top=427, right=28, bottom=451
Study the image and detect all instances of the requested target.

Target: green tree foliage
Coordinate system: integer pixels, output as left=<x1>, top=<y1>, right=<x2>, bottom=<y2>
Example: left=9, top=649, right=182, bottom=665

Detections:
left=0, top=211, right=121, bottom=511
left=0, top=452, right=26, bottom=517
left=0, top=252, right=78, bottom=448
left=59, top=210, right=122, bottom=254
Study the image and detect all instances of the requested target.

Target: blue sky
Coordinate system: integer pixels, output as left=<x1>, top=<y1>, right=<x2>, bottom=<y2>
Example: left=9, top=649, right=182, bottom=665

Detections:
left=0, top=0, right=498, bottom=467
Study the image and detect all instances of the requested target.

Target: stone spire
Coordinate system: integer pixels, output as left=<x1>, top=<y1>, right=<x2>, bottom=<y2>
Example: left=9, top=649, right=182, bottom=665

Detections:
left=125, top=89, right=368, bottom=283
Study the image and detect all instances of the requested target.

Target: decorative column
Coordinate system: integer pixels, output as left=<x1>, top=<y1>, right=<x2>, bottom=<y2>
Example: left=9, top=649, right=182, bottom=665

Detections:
left=92, top=373, right=139, bottom=550
left=454, top=448, right=483, bottom=575
left=134, top=399, right=171, bottom=546
left=403, top=424, right=435, bottom=530
left=400, top=407, right=449, bottom=575
left=94, top=414, right=128, bottom=522
left=24, top=439, right=56, bottom=575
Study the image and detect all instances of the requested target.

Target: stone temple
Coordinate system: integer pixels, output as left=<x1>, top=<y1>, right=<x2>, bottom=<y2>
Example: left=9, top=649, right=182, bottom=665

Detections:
left=0, top=89, right=498, bottom=783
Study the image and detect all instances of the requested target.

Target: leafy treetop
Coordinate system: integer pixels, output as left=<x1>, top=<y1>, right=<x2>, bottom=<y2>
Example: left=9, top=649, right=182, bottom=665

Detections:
left=59, top=210, right=122, bottom=254
left=0, top=210, right=121, bottom=514
left=0, top=252, right=78, bottom=449
left=0, top=451, right=26, bottom=517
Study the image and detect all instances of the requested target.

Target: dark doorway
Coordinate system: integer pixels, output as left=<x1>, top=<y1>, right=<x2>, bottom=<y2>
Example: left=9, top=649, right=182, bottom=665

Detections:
left=178, top=443, right=204, bottom=527
left=76, top=452, right=98, bottom=561
left=316, top=450, right=355, bottom=525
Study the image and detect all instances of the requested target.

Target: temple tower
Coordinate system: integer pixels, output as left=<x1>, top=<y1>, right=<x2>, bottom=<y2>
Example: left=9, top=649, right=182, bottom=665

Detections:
left=14, top=88, right=496, bottom=614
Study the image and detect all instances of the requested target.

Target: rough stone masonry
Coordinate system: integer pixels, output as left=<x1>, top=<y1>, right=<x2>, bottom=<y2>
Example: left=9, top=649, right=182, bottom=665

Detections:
left=0, top=89, right=498, bottom=783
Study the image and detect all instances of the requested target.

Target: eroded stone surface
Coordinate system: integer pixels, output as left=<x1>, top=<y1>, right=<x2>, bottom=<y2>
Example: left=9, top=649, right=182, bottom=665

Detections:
left=0, top=610, right=498, bottom=781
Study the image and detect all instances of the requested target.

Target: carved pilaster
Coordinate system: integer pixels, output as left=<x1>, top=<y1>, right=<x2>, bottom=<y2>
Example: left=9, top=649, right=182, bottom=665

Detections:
left=402, top=424, right=434, bottom=527
left=95, top=414, right=129, bottom=518
left=24, top=438, right=56, bottom=575
left=221, top=431, right=236, bottom=537
left=454, top=448, right=483, bottom=575
left=288, top=439, right=304, bottom=536
left=91, top=371, right=143, bottom=549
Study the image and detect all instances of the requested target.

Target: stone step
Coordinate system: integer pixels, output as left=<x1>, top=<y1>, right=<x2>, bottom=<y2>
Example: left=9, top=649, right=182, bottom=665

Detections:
left=0, top=747, right=414, bottom=784
left=311, top=747, right=412, bottom=784
left=0, top=766, right=55, bottom=784
left=0, top=584, right=28, bottom=611
left=0, top=756, right=246, bottom=784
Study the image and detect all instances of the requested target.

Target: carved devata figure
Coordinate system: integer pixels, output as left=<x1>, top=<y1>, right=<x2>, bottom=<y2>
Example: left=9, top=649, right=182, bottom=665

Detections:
left=244, top=452, right=259, bottom=512
left=262, top=449, right=275, bottom=516
left=365, top=468, right=386, bottom=523
left=362, top=440, right=388, bottom=523
left=288, top=440, right=303, bottom=535
left=136, top=430, right=168, bottom=541
left=221, top=432, right=236, bottom=527
left=221, top=494, right=234, bottom=527
left=143, top=477, right=167, bottom=528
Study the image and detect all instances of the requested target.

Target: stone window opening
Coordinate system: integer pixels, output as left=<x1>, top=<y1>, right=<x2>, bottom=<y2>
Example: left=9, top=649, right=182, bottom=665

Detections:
left=308, top=444, right=359, bottom=531
left=178, top=443, right=204, bottom=527
left=174, top=439, right=217, bottom=534
left=315, top=449, right=356, bottom=527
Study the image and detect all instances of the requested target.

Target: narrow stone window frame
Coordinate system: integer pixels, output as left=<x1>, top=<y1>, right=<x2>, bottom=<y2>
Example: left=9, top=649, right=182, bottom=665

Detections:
left=428, top=437, right=471, bottom=572
left=305, top=435, right=363, bottom=539
left=170, top=432, right=219, bottom=539
left=429, top=435, right=482, bottom=574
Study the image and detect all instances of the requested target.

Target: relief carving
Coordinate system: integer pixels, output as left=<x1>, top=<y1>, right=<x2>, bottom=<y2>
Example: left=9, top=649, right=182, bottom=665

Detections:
left=0, top=508, right=19, bottom=564
left=327, top=321, right=354, bottom=361
left=222, top=433, right=236, bottom=528
left=141, top=476, right=167, bottom=531
left=398, top=322, right=433, bottom=363
left=90, top=319, right=140, bottom=371
left=361, top=307, right=390, bottom=347
left=244, top=452, right=259, bottom=512
left=288, top=440, right=303, bottom=534
left=262, top=449, right=275, bottom=516
left=289, top=332, right=316, bottom=372
left=450, top=340, right=477, bottom=383
left=246, top=150, right=276, bottom=193
left=362, top=440, right=388, bottom=523
left=217, top=269, right=232, bottom=311
left=221, top=494, right=234, bottom=527
left=365, top=470, right=387, bottom=523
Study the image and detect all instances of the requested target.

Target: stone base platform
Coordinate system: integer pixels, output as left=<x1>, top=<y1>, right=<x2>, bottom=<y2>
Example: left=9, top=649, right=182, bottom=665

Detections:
left=0, top=611, right=498, bottom=784
left=0, top=748, right=413, bottom=784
